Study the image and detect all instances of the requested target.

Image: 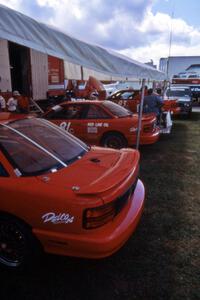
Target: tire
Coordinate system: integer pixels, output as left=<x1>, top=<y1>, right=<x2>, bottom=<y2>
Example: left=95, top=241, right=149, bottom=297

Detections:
left=101, top=132, right=128, bottom=149
left=187, top=109, right=192, bottom=118
left=0, top=214, right=41, bottom=270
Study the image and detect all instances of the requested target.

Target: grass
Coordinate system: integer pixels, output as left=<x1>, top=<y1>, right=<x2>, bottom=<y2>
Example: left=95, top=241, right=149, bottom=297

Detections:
left=0, top=112, right=199, bottom=300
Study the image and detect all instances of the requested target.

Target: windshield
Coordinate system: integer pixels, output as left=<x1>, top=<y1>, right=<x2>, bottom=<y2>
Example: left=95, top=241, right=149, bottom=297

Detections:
left=102, top=101, right=132, bottom=117
left=166, top=89, right=190, bottom=97
left=0, top=118, right=88, bottom=176
left=119, top=92, right=134, bottom=99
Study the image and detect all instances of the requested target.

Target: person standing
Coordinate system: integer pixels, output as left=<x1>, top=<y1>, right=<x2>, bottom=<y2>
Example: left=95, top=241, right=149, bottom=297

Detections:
left=7, top=91, right=20, bottom=112
left=18, top=95, right=29, bottom=113
left=143, top=88, right=163, bottom=117
left=0, top=93, right=6, bottom=112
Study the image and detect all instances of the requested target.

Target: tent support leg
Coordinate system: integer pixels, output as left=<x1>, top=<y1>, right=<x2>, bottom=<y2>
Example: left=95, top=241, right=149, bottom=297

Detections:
left=136, top=78, right=146, bottom=150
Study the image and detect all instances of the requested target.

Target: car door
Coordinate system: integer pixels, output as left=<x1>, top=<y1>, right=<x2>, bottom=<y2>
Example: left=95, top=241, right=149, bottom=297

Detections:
left=45, top=104, right=87, bottom=141
left=79, top=103, right=111, bottom=144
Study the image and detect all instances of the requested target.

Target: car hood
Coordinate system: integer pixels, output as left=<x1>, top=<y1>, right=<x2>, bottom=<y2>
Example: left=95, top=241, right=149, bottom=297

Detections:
left=165, top=96, right=191, bottom=102
left=164, top=97, right=178, bottom=101
left=37, top=147, right=139, bottom=195
left=164, top=98, right=177, bottom=103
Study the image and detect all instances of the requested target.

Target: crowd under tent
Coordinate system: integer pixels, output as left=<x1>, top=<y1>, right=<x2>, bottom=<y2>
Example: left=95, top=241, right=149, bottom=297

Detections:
left=0, top=4, right=166, bottom=94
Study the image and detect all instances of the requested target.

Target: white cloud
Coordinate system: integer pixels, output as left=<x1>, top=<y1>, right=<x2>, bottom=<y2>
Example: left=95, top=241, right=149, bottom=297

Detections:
left=119, top=10, right=200, bottom=66
left=0, top=0, right=22, bottom=9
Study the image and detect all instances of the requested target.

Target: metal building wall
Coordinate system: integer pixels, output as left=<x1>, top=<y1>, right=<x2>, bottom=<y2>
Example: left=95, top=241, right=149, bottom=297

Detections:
left=159, top=56, right=200, bottom=79
left=0, top=39, right=11, bottom=92
left=64, top=61, right=82, bottom=80
left=30, top=49, right=48, bottom=100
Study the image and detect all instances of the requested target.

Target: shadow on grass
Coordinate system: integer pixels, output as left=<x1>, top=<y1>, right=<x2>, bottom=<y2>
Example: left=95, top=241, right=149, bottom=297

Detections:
left=174, top=110, right=200, bottom=122
left=0, top=116, right=199, bottom=300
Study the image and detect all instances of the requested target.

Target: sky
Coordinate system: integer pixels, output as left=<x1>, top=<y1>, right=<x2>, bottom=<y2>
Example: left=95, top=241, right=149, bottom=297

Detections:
left=0, top=0, right=200, bottom=67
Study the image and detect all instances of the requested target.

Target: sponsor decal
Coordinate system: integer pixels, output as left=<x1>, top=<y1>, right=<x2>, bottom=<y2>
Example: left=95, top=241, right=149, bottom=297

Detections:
left=87, top=122, right=109, bottom=133
left=87, top=122, right=109, bottom=128
left=42, top=212, right=74, bottom=224
left=88, top=122, right=95, bottom=127
left=191, top=87, right=200, bottom=92
left=87, top=127, right=98, bottom=133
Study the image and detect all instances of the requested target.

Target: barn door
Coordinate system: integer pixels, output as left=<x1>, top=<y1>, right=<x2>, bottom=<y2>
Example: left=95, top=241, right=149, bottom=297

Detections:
left=30, top=49, right=48, bottom=100
left=0, top=40, right=11, bottom=92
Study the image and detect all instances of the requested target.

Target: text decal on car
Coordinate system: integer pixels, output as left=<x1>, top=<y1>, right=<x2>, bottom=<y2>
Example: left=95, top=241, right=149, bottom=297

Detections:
left=60, top=122, right=74, bottom=134
left=42, top=212, right=74, bottom=224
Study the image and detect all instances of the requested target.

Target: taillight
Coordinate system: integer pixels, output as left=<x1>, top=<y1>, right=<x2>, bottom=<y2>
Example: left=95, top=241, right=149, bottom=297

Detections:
left=172, top=103, right=178, bottom=108
left=83, top=202, right=115, bottom=229
left=83, top=180, right=138, bottom=229
left=143, top=124, right=153, bottom=133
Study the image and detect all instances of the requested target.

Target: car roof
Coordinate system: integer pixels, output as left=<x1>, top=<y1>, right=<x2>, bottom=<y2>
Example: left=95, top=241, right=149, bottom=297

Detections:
left=112, top=89, right=135, bottom=94
left=60, top=100, right=104, bottom=105
left=169, top=86, right=190, bottom=89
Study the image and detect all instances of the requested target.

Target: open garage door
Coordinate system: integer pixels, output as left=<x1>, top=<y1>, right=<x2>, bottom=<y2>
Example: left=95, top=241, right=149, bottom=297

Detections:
left=8, top=42, right=31, bottom=96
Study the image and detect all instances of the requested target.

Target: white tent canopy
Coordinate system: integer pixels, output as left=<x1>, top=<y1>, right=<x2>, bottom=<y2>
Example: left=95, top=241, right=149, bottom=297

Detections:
left=0, top=4, right=166, bottom=81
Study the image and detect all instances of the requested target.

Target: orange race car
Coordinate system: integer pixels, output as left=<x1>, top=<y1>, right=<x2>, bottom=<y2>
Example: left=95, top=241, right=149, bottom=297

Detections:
left=0, top=113, right=145, bottom=269
left=108, top=89, right=181, bottom=115
left=43, top=100, right=160, bottom=148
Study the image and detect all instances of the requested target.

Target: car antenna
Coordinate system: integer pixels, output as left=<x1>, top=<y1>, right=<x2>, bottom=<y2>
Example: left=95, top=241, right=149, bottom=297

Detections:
left=166, top=1, right=175, bottom=82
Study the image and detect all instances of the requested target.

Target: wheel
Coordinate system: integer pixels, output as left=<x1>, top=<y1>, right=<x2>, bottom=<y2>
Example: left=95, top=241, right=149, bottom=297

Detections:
left=187, top=109, right=192, bottom=118
left=101, top=133, right=128, bottom=149
left=0, top=215, right=41, bottom=270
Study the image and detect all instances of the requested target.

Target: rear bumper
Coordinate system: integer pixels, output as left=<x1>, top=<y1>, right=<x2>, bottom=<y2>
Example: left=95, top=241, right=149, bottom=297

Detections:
left=170, top=107, right=181, bottom=115
left=139, top=128, right=160, bottom=145
left=179, top=107, right=192, bottom=115
left=34, top=179, right=145, bottom=259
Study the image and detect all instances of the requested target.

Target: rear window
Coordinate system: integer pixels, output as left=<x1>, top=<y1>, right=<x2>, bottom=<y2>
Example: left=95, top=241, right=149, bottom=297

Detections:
left=0, top=118, right=88, bottom=176
left=166, top=89, right=191, bottom=97
left=120, top=92, right=134, bottom=99
left=45, top=104, right=84, bottom=120
left=0, top=163, right=9, bottom=177
left=102, top=101, right=132, bottom=117
left=86, top=105, right=110, bottom=119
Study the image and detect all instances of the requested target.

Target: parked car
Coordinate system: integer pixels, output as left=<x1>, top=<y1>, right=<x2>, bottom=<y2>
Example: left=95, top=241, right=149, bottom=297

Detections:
left=0, top=112, right=145, bottom=269
left=43, top=100, right=160, bottom=148
left=103, top=81, right=135, bottom=97
left=108, top=89, right=180, bottom=115
left=165, top=86, right=192, bottom=116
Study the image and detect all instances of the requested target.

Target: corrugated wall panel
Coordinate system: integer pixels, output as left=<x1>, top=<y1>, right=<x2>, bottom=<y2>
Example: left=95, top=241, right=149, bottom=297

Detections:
left=64, top=61, right=82, bottom=80
left=30, top=49, right=48, bottom=100
left=0, top=39, right=11, bottom=92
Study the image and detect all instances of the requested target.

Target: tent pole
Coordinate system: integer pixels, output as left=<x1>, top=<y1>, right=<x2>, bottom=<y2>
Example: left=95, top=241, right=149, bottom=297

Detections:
left=136, top=78, right=146, bottom=150
left=81, top=66, right=84, bottom=80
left=152, top=80, right=156, bottom=92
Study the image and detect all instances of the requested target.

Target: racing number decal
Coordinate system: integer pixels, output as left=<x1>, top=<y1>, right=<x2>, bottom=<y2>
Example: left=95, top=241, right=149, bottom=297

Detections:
left=60, top=121, right=68, bottom=130
left=60, top=122, right=74, bottom=134
left=118, top=100, right=127, bottom=107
